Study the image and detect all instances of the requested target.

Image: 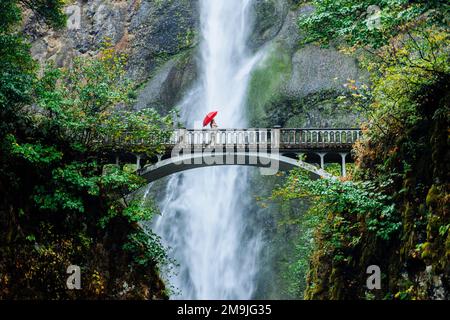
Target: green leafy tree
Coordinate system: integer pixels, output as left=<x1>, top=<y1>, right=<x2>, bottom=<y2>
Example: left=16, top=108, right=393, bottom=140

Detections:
left=34, top=45, right=174, bottom=156
left=0, top=1, right=171, bottom=299
left=0, top=0, right=66, bottom=135
left=274, top=0, right=449, bottom=299
left=299, top=0, right=449, bottom=48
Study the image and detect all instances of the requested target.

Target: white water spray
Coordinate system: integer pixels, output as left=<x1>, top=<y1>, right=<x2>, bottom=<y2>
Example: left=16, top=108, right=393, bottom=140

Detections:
left=154, top=0, right=263, bottom=299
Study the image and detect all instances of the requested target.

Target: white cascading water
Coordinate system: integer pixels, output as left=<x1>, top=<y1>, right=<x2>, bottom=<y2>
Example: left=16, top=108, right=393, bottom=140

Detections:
left=153, top=0, right=264, bottom=299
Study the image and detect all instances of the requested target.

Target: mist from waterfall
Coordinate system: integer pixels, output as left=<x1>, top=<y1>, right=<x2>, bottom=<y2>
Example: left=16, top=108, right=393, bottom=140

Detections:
left=153, top=0, right=264, bottom=299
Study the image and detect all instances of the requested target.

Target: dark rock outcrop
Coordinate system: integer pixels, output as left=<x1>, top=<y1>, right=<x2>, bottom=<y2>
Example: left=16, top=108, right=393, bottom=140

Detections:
left=24, top=0, right=198, bottom=84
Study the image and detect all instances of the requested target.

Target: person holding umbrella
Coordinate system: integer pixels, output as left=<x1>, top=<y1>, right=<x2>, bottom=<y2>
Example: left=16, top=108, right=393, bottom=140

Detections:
left=203, top=111, right=219, bottom=146
left=203, top=111, right=218, bottom=128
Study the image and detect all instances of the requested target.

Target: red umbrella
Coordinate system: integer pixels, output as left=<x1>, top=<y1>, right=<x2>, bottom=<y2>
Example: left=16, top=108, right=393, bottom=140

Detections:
left=203, top=111, right=218, bottom=127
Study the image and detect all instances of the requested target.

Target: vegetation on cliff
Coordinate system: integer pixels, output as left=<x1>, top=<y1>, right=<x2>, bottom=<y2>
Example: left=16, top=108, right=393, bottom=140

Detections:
left=274, top=0, right=449, bottom=299
left=0, top=1, right=172, bottom=299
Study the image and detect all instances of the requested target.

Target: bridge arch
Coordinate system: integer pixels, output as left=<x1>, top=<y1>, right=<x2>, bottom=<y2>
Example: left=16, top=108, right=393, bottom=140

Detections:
left=138, top=151, right=333, bottom=182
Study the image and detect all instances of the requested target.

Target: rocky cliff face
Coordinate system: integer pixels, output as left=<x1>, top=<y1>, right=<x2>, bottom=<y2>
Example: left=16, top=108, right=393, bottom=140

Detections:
left=26, top=0, right=365, bottom=126
left=247, top=2, right=367, bottom=127
left=24, top=0, right=198, bottom=114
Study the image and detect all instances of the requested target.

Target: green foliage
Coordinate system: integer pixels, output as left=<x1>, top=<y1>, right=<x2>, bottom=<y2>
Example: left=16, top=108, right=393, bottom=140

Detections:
left=8, top=135, right=63, bottom=166
left=11, top=48, right=172, bottom=223
left=0, top=0, right=65, bottom=137
left=22, top=0, right=67, bottom=28
left=272, top=167, right=402, bottom=298
left=33, top=47, right=174, bottom=155
left=101, top=164, right=143, bottom=191
left=32, top=162, right=99, bottom=213
left=0, top=1, right=22, bottom=30
left=123, top=228, right=168, bottom=267
left=100, top=197, right=156, bottom=229
left=1, top=0, right=66, bottom=30
left=299, top=0, right=449, bottom=48
left=293, top=0, right=449, bottom=300
left=0, top=34, right=35, bottom=136
left=281, top=202, right=321, bottom=298
left=104, top=108, right=175, bottom=155
left=0, top=1, right=170, bottom=298
left=273, top=169, right=401, bottom=241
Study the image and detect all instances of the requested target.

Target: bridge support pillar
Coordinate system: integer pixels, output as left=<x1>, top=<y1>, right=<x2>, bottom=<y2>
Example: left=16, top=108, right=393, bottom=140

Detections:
left=136, top=154, right=142, bottom=170
left=272, top=126, right=281, bottom=149
left=317, top=152, right=326, bottom=169
left=340, top=153, right=348, bottom=177
left=178, top=128, right=187, bottom=148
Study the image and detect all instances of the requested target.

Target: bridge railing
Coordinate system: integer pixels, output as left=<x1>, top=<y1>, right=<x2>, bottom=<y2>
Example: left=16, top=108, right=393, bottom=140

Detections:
left=102, top=128, right=362, bottom=151
left=164, top=128, right=362, bottom=149
left=171, top=129, right=272, bottom=147
left=279, top=128, right=362, bottom=148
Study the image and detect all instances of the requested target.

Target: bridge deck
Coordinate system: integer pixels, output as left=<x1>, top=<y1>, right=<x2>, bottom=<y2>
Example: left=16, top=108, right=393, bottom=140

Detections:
left=111, top=128, right=362, bottom=153
left=106, top=128, right=362, bottom=180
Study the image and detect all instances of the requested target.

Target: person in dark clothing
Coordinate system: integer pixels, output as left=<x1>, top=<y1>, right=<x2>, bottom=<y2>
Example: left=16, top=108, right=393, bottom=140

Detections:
left=210, top=119, right=218, bottom=128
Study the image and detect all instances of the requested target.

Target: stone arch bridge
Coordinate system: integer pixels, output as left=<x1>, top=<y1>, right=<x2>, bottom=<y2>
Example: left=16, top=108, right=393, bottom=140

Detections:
left=111, top=128, right=362, bottom=181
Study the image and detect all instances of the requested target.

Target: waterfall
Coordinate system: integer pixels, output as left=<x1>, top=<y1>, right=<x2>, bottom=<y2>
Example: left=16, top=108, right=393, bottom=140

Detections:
left=154, top=0, right=263, bottom=299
